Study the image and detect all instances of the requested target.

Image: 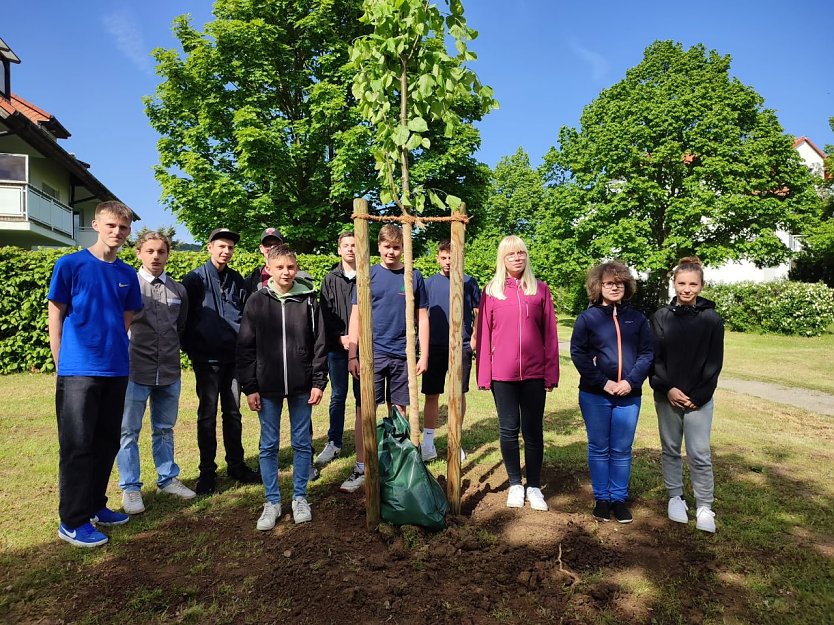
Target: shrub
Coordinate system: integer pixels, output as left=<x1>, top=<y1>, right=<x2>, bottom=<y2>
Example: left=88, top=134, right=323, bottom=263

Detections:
left=0, top=244, right=511, bottom=373
left=703, top=281, right=834, bottom=336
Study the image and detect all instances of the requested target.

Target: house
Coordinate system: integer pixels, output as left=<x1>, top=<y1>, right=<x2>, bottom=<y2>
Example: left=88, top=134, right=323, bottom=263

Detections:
left=703, top=136, right=827, bottom=284
left=0, top=36, right=132, bottom=248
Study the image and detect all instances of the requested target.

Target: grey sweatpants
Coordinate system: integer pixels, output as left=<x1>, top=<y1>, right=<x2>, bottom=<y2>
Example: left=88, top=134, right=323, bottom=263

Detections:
left=654, top=391, right=714, bottom=509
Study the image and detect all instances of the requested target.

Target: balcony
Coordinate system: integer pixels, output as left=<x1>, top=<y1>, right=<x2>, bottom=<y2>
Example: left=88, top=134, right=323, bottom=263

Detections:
left=0, top=182, right=75, bottom=246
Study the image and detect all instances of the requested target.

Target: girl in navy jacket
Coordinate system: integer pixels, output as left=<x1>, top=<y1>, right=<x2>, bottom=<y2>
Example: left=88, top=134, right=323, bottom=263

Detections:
left=570, top=261, right=653, bottom=523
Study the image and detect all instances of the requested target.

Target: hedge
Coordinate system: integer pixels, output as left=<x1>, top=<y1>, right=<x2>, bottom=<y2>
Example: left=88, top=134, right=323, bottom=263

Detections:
left=0, top=245, right=498, bottom=374
left=703, top=281, right=834, bottom=336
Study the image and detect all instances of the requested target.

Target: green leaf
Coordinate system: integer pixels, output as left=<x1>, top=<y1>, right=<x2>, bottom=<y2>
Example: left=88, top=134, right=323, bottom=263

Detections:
left=446, top=194, right=462, bottom=210
left=428, top=190, right=444, bottom=209
left=407, top=117, right=428, bottom=132
left=392, top=125, right=410, bottom=146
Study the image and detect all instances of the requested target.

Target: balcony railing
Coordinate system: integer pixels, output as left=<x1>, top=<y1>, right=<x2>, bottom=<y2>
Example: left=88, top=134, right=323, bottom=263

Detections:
left=0, top=183, right=74, bottom=238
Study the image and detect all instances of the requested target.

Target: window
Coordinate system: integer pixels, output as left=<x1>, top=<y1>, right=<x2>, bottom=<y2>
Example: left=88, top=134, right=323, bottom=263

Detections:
left=41, top=182, right=60, bottom=201
left=0, top=153, right=27, bottom=183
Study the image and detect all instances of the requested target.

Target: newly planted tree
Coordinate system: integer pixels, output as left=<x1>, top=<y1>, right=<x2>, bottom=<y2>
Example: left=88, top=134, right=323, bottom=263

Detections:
left=349, top=0, right=496, bottom=439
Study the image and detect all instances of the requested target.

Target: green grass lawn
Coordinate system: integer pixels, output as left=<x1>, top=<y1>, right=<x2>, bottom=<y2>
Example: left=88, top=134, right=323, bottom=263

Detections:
left=1, top=332, right=833, bottom=624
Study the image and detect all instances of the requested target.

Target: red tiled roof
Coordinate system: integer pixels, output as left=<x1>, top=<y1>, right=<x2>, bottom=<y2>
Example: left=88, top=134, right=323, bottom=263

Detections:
left=0, top=93, right=70, bottom=138
left=793, top=136, right=827, bottom=160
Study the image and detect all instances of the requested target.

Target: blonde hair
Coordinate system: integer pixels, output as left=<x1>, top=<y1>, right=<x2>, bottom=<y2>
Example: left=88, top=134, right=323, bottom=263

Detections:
left=95, top=200, right=134, bottom=222
left=485, top=235, right=538, bottom=299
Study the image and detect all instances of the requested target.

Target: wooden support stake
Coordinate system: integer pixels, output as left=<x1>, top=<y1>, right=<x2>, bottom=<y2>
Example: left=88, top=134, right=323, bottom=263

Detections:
left=446, top=202, right=466, bottom=514
left=353, top=199, right=380, bottom=528
left=402, top=218, right=421, bottom=446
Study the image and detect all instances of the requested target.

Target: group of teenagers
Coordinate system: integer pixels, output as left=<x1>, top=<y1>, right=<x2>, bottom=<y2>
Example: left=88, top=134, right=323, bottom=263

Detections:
left=47, top=200, right=723, bottom=549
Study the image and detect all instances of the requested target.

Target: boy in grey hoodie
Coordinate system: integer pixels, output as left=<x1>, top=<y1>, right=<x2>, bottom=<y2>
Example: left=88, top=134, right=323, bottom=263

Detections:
left=237, top=245, right=328, bottom=529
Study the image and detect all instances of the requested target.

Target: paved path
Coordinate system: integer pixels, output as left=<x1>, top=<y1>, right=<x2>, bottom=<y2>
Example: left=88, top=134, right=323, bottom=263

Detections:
left=558, top=340, right=834, bottom=415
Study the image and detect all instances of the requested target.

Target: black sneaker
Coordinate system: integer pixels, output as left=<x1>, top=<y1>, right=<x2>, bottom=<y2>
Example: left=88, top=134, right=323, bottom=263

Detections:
left=611, top=501, right=633, bottom=524
left=229, top=465, right=261, bottom=484
left=593, top=500, right=611, bottom=522
left=195, top=473, right=217, bottom=495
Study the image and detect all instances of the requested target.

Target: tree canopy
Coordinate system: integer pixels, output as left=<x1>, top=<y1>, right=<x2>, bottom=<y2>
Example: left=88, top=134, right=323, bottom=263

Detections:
left=146, top=0, right=492, bottom=251
left=542, top=40, right=820, bottom=305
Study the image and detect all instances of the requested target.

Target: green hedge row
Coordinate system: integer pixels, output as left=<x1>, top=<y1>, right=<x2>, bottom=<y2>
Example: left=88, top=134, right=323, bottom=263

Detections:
left=703, top=281, right=834, bottom=336
left=0, top=246, right=497, bottom=374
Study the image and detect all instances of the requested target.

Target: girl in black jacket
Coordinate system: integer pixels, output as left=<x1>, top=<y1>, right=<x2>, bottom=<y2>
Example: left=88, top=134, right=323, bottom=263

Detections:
left=237, top=246, right=327, bottom=531
left=649, top=257, right=724, bottom=533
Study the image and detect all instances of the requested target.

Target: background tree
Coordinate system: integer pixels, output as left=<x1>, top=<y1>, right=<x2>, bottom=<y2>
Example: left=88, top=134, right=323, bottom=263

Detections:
left=146, top=0, right=492, bottom=251
left=543, top=40, right=820, bottom=308
left=790, top=116, right=834, bottom=286
left=126, top=225, right=180, bottom=250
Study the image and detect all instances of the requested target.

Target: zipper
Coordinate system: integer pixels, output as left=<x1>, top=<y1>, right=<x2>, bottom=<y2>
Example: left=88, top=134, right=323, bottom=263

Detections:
left=515, top=280, right=523, bottom=380
left=281, top=300, right=289, bottom=392
left=612, top=305, right=623, bottom=383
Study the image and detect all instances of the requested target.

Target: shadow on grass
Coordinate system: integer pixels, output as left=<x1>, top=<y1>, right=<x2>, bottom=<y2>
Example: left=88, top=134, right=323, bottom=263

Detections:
left=2, top=422, right=833, bottom=624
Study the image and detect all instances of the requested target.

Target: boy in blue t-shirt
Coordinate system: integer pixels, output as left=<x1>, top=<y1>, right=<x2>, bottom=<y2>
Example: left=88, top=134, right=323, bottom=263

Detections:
left=340, top=224, right=429, bottom=493
left=47, top=201, right=143, bottom=548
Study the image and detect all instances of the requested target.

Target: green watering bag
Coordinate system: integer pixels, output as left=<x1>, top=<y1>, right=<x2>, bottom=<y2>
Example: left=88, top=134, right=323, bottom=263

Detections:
left=377, top=406, right=448, bottom=531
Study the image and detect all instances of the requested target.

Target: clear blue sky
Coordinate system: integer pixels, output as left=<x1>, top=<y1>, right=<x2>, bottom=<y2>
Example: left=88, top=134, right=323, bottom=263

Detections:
left=4, top=0, right=832, bottom=243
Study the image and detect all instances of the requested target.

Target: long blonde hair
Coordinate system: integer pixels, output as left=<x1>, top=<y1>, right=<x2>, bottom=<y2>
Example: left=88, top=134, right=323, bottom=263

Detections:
left=485, top=235, right=539, bottom=299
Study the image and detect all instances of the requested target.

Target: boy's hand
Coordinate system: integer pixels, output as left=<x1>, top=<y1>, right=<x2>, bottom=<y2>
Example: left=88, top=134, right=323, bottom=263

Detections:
left=348, top=357, right=360, bottom=378
left=340, top=336, right=350, bottom=350
left=246, top=392, right=261, bottom=412
left=308, top=388, right=323, bottom=405
left=416, top=356, right=428, bottom=376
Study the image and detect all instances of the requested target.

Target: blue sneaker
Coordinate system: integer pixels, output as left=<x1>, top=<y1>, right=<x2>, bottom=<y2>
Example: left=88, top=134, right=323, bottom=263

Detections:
left=58, top=522, right=108, bottom=548
left=91, top=507, right=130, bottom=526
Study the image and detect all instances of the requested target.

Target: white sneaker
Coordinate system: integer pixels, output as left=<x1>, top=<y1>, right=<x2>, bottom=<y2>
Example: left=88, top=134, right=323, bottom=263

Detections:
left=526, top=487, right=548, bottom=511
left=292, top=497, right=312, bottom=524
left=256, top=502, right=281, bottom=531
left=696, top=506, right=716, bottom=533
left=339, top=469, right=365, bottom=493
left=668, top=496, right=689, bottom=524
left=506, top=484, right=525, bottom=508
left=315, top=442, right=341, bottom=466
left=158, top=478, right=197, bottom=500
left=122, top=491, right=145, bottom=515
left=421, top=442, right=438, bottom=462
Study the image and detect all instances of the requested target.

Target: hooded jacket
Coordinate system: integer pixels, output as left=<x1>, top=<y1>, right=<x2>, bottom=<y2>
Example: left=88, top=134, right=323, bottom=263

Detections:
left=649, top=296, right=724, bottom=407
left=181, top=261, right=247, bottom=364
left=475, top=278, right=560, bottom=389
left=570, top=302, right=654, bottom=397
left=236, top=277, right=328, bottom=398
left=319, top=262, right=356, bottom=353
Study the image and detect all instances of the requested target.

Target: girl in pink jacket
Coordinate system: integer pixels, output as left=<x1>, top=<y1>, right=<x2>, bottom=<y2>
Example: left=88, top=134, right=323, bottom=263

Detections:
left=475, top=236, right=560, bottom=511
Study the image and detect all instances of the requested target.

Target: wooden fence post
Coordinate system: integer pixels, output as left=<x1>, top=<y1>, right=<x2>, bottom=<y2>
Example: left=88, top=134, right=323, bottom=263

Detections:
left=446, top=203, right=466, bottom=514
left=353, top=198, right=380, bottom=528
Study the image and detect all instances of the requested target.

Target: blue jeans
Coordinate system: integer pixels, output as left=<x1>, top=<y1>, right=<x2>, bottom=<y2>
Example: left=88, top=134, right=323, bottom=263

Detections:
left=259, top=395, right=312, bottom=504
left=117, top=380, right=182, bottom=491
left=578, top=391, right=641, bottom=502
left=327, top=350, right=358, bottom=448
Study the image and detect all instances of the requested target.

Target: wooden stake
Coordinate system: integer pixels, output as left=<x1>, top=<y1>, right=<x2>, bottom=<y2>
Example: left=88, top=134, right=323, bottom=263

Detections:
left=402, top=218, right=420, bottom=446
left=353, top=198, right=380, bottom=528
left=446, top=203, right=466, bottom=514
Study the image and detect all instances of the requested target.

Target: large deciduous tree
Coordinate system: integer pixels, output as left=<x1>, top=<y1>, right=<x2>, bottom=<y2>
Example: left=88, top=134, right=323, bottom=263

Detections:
left=544, top=40, right=820, bottom=306
left=146, top=0, right=372, bottom=250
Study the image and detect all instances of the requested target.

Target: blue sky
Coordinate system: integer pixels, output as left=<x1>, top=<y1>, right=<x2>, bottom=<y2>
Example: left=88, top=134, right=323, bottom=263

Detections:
left=3, top=1, right=832, bottom=243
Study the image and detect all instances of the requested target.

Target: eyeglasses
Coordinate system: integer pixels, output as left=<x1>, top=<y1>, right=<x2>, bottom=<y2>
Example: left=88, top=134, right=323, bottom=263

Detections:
left=601, top=281, right=623, bottom=289
left=505, top=251, right=527, bottom=259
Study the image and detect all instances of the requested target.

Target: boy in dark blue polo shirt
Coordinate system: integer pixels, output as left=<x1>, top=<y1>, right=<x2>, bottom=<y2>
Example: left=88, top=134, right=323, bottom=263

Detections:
left=341, top=224, right=429, bottom=493
left=421, top=240, right=481, bottom=461
left=48, top=201, right=143, bottom=547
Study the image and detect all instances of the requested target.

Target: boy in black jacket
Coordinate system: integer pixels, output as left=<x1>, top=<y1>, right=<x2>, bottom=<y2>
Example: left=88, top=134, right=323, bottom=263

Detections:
left=237, top=245, right=328, bottom=529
